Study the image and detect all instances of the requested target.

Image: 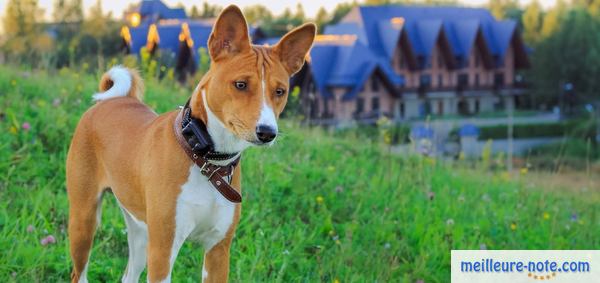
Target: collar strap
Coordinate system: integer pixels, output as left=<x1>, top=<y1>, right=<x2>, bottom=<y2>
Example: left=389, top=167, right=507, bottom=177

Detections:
left=173, top=103, right=242, bottom=203
left=180, top=99, right=239, bottom=161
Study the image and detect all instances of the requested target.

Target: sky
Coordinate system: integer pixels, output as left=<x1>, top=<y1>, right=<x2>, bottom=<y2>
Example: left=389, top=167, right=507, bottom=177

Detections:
left=0, top=0, right=559, bottom=20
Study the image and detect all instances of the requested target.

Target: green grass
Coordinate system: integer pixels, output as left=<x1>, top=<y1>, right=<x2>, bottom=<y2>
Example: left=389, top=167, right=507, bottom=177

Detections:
left=1, top=66, right=599, bottom=282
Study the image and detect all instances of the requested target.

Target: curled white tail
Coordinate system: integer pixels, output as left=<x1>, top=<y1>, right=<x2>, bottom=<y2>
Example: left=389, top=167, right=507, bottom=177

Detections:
left=92, top=66, right=144, bottom=101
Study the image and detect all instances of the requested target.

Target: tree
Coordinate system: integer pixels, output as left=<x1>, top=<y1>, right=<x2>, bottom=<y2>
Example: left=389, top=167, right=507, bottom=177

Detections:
left=487, top=0, right=519, bottom=19
left=540, top=0, right=566, bottom=38
left=2, top=0, right=51, bottom=61
left=199, top=1, right=221, bottom=18
left=530, top=8, right=600, bottom=106
left=243, top=5, right=273, bottom=24
left=330, top=1, right=358, bottom=25
left=522, top=0, right=543, bottom=44
left=190, top=5, right=201, bottom=19
left=53, top=0, right=83, bottom=23
left=314, top=7, right=330, bottom=33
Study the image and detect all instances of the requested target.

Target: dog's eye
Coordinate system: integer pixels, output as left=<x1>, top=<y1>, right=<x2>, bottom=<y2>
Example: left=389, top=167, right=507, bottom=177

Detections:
left=234, top=81, right=247, bottom=90
left=275, top=88, right=286, bottom=97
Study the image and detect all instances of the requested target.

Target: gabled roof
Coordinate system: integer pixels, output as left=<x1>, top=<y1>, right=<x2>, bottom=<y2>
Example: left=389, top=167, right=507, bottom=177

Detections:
left=308, top=38, right=404, bottom=100
left=136, top=0, right=186, bottom=25
left=330, top=5, right=527, bottom=68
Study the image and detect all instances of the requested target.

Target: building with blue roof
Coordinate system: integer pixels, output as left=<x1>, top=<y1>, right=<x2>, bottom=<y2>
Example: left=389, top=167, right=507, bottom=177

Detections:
left=294, top=5, right=530, bottom=123
left=120, top=0, right=266, bottom=80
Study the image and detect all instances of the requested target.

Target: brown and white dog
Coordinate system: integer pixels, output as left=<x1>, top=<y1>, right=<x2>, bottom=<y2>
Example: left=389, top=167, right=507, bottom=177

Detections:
left=66, top=6, right=315, bottom=283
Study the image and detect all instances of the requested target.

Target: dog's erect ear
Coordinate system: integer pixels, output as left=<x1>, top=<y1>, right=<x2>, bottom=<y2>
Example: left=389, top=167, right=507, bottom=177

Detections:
left=208, top=5, right=250, bottom=61
left=273, top=23, right=316, bottom=75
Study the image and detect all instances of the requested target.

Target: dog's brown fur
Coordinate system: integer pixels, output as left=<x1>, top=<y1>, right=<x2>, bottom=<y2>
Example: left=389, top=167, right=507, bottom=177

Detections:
left=67, top=5, right=315, bottom=283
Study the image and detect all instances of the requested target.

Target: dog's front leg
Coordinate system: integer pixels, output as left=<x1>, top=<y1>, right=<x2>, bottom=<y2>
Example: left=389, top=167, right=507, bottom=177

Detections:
left=202, top=204, right=241, bottom=283
left=145, top=196, right=180, bottom=283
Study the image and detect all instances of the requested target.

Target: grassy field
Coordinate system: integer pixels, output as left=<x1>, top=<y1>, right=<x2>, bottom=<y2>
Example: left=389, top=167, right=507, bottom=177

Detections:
left=0, top=65, right=599, bottom=282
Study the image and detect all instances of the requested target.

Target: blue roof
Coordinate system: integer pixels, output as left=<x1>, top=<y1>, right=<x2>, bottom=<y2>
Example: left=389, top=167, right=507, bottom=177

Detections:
left=327, top=5, right=522, bottom=67
left=308, top=40, right=404, bottom=100
left=137, top=0, right=186, bottom=25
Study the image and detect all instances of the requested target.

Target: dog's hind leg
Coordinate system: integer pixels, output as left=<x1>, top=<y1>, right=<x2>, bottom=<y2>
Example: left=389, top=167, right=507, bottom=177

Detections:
left=118, top=199, right=148, bottom=283
left=66, top=126, right=105, bottom=283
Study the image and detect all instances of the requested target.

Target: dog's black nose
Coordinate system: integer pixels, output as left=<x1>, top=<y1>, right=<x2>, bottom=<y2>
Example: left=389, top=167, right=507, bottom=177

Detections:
left=256, top=124, right=277, bottom=143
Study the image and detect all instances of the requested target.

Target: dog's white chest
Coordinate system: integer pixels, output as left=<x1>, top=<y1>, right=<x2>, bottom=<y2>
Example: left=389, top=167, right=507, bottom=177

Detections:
left=175, top=165, right=236, bottom=250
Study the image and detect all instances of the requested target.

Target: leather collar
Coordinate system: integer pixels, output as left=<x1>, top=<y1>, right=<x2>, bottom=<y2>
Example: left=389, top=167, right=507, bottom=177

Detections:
left=172, top=100, right=242, bottom=203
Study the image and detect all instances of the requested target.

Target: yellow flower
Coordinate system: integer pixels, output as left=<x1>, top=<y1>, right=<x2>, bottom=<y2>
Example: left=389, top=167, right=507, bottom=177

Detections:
left=510, top=223, right=517, bottom=231
left=459, top=151, right=465, bottom=160
left=335, top=239, right=341, bottom=245
left=328, top=230, right=335, bottom=236
left=76, top=85, right=83, bottom=92
left=543, top=212, right=550, bottom=220
left=501, top=172, right=511, bottom=181
left=9, top=126, right=17, bottom=134
left=520, top=167, right=528, bottom=175
left=333, top=279, right=340, bottom=283
left=327, top=166, right=335, bottom=172
left=383, top=132, right=392, bottom=144
left=316, top=196, right=324, bottom=204
left=11, top=79, right=16, bottom=86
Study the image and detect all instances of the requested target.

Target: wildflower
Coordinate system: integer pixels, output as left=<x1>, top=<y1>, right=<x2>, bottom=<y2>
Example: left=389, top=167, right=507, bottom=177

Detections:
left=21, top=122, right=31, bottom=131
left=416, top=279, right=425, bottom=283
left=480, top=244, right=487, bottom=250
left=427, top=191, right=435, bottom=201
left=52, top=98, right=61, bottom=107
left=458, top=195, right=465, bottom=202
left=543, top=212, right=550, bottom=220
left=328, top=230, right=335, bottom=236
left=570, top=213, right=578, bottom=222
left=327, top=166, right=336, bottom=172
left=335, top=239, right=341, bottom=245
left=384, top=243, right=391, bottom=249
left=334, top=186, right=344, bottom=193
left=282, top=249, right=290, bottom=255
left=446, top=219, right=454, bottom=226
left=316, top=196, right=324, bottom=204
left=510, top=222, right=517, bottom=231
left=40, top=235, right=56, bottom=246
left=11, top=79, right=16, bottom=86
left=333, top=279, right=340, bottom=283
left=76, top=85, right=83, bottom=92
left=26, top=225, right=35, bottom=233
left=482, top=194, right=491, bottom=202
left=520, top=167, right=528, bottom=175
left=9, top=126, right=17, bottom=134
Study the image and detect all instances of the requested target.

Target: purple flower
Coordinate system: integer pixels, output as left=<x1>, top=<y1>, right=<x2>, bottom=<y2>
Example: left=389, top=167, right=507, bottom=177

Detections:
left=21, top=122, right=31, bottom=131
left=416, top=279, right=425, bottom=283
left=40, top=235, right=56, bottom=246
left=26, top=225, right=35, bottom=233
left=570, top=213, right=578, bottom=222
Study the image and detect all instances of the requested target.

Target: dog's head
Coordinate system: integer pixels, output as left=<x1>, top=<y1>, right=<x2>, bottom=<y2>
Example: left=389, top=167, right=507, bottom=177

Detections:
left=191, top=5, right=315, bottom=152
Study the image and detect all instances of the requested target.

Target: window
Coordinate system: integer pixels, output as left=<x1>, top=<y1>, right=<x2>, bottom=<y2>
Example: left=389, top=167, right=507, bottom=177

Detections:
left=438, top=74, right=443, bottom=87
left=437, top=54, right=444, bottom=68
left=371, top=78, right=379, bottom=92
left=419, top=74, right=432, bottom=88
left=371, top=97, right=380, bottom=112
left=475, top=99, right=480, bottom=113
left=437, top=100, right=444, bottom=115
left=355, top=97, right=364, bottom=114
left=494, top=73, right=504, bottom=87
left=400, top=102, right=405, bottom=118
left=458, top=73, right=469, bottom=87
left=475, top=74, right=480, bottom=87
left=475, top=55, right=480, bottom=68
